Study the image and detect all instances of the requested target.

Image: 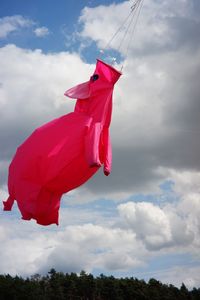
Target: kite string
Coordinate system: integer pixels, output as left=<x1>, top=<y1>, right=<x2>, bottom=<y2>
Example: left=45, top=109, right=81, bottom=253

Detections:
left=117, top=0, right=141, bottom=55
left=99, top=0, right=144, bottom=67
left=121, top=0, right=144, bottom=71
left=101, top=6, right=135, bottom=53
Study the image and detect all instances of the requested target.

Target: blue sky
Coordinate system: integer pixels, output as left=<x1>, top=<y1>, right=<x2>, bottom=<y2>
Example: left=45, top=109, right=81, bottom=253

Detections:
left=0, top=0, right=200, bottom=289
left=0, top=0, right=123, bottom=57
left=0, top=0, right=83, bottom=52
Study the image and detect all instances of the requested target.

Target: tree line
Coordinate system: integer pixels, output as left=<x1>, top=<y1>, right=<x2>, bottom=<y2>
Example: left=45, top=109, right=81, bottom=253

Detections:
left=0, top=269, right=200, bottom=300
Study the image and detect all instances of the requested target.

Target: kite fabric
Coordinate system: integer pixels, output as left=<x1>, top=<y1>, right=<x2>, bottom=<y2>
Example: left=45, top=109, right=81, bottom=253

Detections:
left=3, top=59, right=122, bottom=225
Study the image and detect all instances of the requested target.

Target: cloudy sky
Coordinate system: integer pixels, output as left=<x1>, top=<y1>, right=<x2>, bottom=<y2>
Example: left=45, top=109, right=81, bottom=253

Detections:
left=0, top=0, right=200, bottom=289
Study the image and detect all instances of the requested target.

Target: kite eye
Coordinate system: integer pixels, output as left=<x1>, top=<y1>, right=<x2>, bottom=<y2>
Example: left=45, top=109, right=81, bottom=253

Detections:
left=91, top=74, right=99, bottom=82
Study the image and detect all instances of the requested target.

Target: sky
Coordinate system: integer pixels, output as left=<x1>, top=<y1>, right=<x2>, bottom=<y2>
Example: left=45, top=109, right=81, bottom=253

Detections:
left=0, top=0, right=200, bottom=289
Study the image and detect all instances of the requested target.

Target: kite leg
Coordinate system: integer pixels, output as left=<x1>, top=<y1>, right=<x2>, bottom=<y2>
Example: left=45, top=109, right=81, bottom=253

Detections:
left=34, top=188, right=62, bottom=226
left=102, top=127, right=112, bottom=176
left=3, top=195, right=15, bottom=211
left=85, top=122, right=102, bottom=167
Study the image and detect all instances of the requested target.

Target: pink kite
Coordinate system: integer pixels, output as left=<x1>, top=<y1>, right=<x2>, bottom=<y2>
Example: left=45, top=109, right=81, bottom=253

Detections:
left=3, top=59, right=122, bottom=225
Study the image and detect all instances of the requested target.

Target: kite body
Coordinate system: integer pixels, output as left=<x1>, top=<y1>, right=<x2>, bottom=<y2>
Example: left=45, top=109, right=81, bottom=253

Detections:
left=3, top=59, right=121, bottom=225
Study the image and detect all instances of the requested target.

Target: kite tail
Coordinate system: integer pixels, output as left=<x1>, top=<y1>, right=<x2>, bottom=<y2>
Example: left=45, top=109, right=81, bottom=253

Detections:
left=3, top=196, right=15, bottom=211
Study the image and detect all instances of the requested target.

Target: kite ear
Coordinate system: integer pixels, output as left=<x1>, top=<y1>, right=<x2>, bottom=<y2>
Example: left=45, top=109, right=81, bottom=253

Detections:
left=64, top=81, right=91, bottom=100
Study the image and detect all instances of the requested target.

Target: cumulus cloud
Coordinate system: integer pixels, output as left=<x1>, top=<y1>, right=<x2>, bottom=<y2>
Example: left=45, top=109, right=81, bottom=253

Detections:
left=0, top=44, right=93, bottom=158
left=0, top=218, right=58, bottom=276
left=159, top=265, right=200, bottom=289
left=0, top=15, right=34, bottom=38
left=79, top=0, right=200, bottom=55
left=0, top=209, right=147, bottom=276
left=118, top=201, right=194, bottom=251
left=114, top=169, right=200, bottom=256
left=37, top=224, right=145, bottom=275
left=1, top=193, right=200, bottom=288
left=34, top=26, right=50, bottom=37
left=1, top=163, right=200, bottom=287
left=118, top=202, right=172, bottom=249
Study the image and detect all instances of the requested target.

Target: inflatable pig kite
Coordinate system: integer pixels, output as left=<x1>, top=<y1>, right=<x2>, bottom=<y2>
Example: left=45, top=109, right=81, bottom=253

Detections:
left=3, top=59, right=122, bottom=225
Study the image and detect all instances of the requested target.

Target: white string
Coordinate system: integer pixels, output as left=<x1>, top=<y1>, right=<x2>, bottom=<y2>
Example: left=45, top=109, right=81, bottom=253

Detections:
left=101, top=5, right=135, bottom=52
left=121, top=0, right=144, bottom=70
left=117, top=3, right=139, bottom=53
left=99, top=0, right=144, bottom=67
left=125, top=0, right=144, bottom=57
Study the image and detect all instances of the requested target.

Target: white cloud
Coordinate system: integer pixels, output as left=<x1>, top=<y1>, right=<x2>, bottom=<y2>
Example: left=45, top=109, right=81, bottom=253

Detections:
left=34, top=26, right=50, bottom=37
left=0, top=15, right=34, bottom=38
left=79, top=0, right=200, bottom=55
left=1, top=198, right=200, bottom=288
left=79, top=1, right=131, bottom=51
left=166, top=169, right=200, bottom=197
left=158, top=265, right=200, bottom=289
left=0, top=44, right=93, bottom=157
left=1, top=163, right=200, bottom=286
left=0, top=214, right=147, bottom=276
left=0, top=219, right=58, bottom=276
left=117, top=180, right=200, bottom=252
left=118, top=202, right=172, bottom=250
left=38, top=224, right=138, bottom=274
